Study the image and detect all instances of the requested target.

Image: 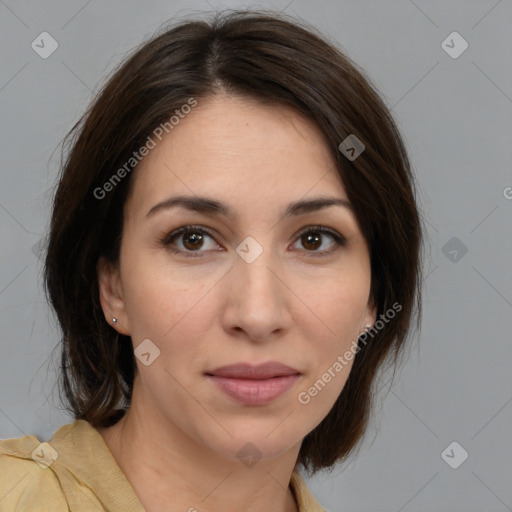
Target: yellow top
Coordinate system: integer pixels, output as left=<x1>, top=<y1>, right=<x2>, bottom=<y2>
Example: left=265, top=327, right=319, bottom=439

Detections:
left=0, top=419, right=326, bottom=511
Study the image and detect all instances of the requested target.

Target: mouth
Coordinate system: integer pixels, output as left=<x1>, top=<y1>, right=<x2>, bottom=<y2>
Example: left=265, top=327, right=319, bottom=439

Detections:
left=205, top=362, right=302, bottom=406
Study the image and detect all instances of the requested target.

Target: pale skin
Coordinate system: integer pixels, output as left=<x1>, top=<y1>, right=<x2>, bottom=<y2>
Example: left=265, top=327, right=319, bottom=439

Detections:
left=96, top=93, right=376, bottom=512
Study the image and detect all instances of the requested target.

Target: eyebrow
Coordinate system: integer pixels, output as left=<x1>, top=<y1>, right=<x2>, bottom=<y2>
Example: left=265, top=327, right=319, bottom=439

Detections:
left=146, top=195, right=352, bottom=220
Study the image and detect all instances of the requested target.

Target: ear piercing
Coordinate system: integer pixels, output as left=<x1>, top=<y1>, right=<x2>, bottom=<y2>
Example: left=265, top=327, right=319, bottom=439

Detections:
left=358, top=323, right=373, bottom=337
left=112, top=317, right=118, bottom=324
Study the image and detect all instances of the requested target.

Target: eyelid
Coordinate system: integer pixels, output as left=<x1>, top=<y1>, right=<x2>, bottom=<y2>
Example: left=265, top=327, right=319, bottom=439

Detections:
left=159, top=224, right=220, bottom=248
left=292, top=224, right=347, bottom=257
left=159, top=224, right=346, bottom=257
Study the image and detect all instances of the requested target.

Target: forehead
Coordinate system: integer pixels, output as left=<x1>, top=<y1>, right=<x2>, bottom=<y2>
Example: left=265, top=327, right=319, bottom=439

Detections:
left=126, top=94, right=346, bottom=217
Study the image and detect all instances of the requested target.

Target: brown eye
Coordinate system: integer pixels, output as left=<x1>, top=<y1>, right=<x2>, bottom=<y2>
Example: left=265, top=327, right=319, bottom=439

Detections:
left=181, top=231, right=205, bottom=251
left=301, top=232, right=322, bottom=251
left=292, top=226, right=346, bottom=256
left=161, top=225, right=220, bottom=257
left=160, top=224, right=346, bottom=259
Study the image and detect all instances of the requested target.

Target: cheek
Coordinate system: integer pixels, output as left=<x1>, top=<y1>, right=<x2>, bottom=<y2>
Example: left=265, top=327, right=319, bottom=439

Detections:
left=301, top=272, right=370, bottom=337
left=295, top=283, right=367, bottom=416
left=300, top=275, right=370, bottom=389
left=120, top=249, right=214, bottom=350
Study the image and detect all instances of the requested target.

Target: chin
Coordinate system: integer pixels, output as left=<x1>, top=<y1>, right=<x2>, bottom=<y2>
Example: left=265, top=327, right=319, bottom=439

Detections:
left=192, top=419, right=302, bottom=464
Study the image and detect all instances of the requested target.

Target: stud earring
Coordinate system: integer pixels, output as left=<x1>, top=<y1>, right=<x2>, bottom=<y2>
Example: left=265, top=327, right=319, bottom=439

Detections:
left=364, top=323, right=372, bottom=330
left=112, top=317, right=118, bottom=324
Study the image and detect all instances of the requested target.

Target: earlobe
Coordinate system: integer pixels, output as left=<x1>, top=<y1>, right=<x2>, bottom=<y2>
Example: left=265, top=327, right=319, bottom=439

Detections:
left=368, top=303, right=377, bottom=327
left=97, top=256, right=130, bottom=335
left=362, top=298, right=377, bottom=332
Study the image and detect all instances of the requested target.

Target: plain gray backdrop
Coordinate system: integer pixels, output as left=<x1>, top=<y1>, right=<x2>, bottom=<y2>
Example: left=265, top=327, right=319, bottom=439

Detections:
left=1, top=1, right=511, bottom=511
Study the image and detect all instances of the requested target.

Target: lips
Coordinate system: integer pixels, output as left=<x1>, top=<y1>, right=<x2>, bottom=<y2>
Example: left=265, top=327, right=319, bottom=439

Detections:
left=206, top=362, right=300, bottom=379
left=206, top=362, right=302, bottom=406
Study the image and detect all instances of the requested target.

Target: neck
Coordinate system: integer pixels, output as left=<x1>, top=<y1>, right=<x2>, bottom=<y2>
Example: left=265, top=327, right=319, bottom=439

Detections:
left=96, top=389, right=300, bottom=512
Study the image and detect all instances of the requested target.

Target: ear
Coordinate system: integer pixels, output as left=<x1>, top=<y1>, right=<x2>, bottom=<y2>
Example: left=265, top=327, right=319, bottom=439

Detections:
left=97, top=256, right=131, bottom=335
left=360, top=296, right=377, bottom=335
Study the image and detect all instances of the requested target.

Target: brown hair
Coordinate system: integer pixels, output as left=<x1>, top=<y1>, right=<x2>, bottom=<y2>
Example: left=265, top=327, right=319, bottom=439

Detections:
left=44, top=9, right=422, bottom=475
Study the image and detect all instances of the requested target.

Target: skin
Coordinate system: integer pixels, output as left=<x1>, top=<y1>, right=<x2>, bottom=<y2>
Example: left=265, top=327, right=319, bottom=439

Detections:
left=96, top=93, right=376, bottom=512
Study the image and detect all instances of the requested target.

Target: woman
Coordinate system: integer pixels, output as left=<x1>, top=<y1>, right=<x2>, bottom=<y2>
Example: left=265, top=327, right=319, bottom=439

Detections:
left=0, top=9, right=422, bottom=512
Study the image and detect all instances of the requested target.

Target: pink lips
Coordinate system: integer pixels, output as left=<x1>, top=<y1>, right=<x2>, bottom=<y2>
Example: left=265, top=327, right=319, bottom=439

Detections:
left=206, top=362, right=301, bottom=406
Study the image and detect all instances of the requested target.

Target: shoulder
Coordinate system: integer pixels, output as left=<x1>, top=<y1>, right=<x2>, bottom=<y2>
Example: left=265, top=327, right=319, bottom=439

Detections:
left=0, top=433, right=69, bottom=511
left=1, top=420, right=140, bottom=512
left=290, top=469, right=328, bottom=512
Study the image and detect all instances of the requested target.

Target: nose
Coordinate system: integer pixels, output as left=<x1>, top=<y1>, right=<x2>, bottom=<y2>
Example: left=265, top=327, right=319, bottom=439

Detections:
left=221, top=244, right=292, bottom=343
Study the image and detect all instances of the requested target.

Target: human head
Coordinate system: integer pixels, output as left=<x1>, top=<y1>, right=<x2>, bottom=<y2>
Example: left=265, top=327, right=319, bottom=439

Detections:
left=44, top=9, right=422, bottom=474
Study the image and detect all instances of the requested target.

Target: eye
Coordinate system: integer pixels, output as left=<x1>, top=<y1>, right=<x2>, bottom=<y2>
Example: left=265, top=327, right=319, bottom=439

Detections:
left=290, top=225, right=346, bottom=257
left=160, top=225, right=221, bottom=257
left=159, top=224, right=346, bottom=258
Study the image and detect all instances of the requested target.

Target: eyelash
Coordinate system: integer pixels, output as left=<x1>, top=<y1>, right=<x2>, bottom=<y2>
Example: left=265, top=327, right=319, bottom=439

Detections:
left=159, top=224, right=346, bottom=258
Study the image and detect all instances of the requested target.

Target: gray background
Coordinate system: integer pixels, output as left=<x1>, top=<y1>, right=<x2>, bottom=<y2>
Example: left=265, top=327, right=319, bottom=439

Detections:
left=1, top=1, right=511, bottom=511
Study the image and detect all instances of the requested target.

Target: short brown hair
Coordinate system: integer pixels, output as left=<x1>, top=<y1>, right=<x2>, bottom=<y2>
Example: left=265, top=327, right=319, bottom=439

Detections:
left=44, top=9, right=422, bottom=475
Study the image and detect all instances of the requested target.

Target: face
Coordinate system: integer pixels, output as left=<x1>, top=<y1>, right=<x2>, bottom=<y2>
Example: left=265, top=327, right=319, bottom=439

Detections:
left=98, top=93, right=376, bottom=462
